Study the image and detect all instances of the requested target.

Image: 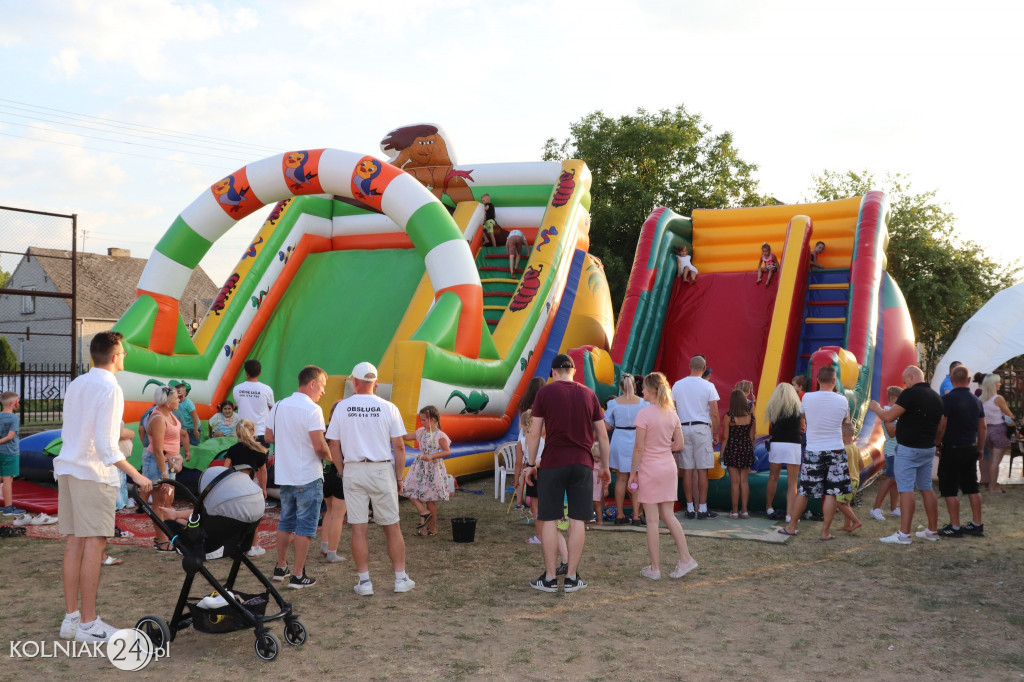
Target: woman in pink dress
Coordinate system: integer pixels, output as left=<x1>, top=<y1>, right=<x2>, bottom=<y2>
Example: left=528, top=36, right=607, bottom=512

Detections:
left=628, top=373, right=699, bottom=581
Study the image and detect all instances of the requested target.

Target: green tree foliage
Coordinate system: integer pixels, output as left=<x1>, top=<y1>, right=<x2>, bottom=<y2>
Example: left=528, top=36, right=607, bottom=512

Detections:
left=544, top=106, right=772, bottom=309
left=809, top=170, right=1020, bottom=372
left=0, top=335, right=18, bottom=372
left=0, top=269, right=10, bottom=289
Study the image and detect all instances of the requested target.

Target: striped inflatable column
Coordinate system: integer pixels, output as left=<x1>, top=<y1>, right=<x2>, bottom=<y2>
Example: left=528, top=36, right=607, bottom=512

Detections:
left=126, top=148, right=484, bottom=358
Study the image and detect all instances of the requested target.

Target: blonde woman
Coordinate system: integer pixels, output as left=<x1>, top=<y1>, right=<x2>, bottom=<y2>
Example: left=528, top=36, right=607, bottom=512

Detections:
left=144, top=386, right=189, bottom=552
left=604, top=373, right=648, bottom=525
left=980, top=374, right=1016, bottom=493
left=763, top=382, right=804, bottom=523
left=223, top=419, right=270, bottom=557
left=629, top=373, right=698, bottom=580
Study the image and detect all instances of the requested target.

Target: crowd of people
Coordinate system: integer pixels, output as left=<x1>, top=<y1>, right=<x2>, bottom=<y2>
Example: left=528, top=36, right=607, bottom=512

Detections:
left=21, top=324, right=1019, bottom=639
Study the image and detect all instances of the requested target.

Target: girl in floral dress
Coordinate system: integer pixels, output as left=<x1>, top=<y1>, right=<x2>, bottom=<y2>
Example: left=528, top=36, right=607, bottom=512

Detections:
left=403, top=406, right=450, bottom=537
left=720, top=389, right=756, bottom=518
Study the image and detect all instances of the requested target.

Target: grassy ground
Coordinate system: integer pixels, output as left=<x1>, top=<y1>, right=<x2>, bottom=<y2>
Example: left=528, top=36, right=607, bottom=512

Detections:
left=2, top=480, right=1022, bottom=680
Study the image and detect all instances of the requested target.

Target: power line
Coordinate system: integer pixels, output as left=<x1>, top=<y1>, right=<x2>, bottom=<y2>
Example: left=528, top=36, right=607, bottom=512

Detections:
left=0, top=108, right=267, bottom=158
left=0, top=118, right=256, bottom=163
left=0, top=131, right=238, bottom=171
left=0, top=98, right=284, bottom=154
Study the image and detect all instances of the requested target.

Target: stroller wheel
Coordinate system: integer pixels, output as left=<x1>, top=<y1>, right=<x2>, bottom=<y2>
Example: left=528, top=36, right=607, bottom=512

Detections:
left=283, top=620, right=307, bottom=646
left=135, top=615, right=171, bottom=650
left=254, top=632, right=279, bottom=661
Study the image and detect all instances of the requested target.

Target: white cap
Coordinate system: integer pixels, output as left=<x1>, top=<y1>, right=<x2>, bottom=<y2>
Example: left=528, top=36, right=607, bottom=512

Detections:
left=351, top=361, right=378, bottom=382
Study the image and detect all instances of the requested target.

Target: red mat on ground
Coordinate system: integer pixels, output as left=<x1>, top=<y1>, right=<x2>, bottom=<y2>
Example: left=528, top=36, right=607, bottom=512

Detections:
left=10, top=480, right=58, bottom=514
left=25, top=506, right=283, bottom=549
left=655, top=272, right=777, bottom=423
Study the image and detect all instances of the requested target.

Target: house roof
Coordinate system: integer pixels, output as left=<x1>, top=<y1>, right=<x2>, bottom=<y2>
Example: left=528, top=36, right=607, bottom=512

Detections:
left=26, top=247, right=218, bottom=321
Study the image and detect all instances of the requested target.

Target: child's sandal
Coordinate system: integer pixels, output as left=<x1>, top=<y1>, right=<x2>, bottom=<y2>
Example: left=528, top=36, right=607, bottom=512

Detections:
left=416, top=513, right=432, bottom=529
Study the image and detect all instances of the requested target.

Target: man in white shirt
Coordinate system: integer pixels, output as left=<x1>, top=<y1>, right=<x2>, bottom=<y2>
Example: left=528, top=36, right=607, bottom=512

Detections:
left=233, top=359, right=275, bottom=442
left=780, top=365, right=851, bottom=539
left=326, top=361, right=414, bottom=596
left=266, top=365, right=330, bottom=589
left=55, top=331, right=153, bottom=643
left=671, top=355, right=720, bottom=519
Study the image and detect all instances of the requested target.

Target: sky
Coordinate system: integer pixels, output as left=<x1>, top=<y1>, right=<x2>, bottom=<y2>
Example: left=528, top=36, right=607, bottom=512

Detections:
left=1, top=0, right=1022, bottom=291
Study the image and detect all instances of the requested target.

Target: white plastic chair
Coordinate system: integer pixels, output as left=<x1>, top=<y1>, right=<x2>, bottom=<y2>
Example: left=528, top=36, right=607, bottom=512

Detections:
left=494, top=442, right=518, bottom=501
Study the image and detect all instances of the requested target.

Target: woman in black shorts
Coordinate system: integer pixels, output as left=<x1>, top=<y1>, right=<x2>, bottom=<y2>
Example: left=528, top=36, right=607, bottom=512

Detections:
left=321, top=458, right=346, bottom=563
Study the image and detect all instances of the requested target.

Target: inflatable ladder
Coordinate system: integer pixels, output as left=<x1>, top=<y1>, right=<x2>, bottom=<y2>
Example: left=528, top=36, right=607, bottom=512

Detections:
left=477, top=245, right=529, bottom=332
left=795, top=269, right=851, bottom=376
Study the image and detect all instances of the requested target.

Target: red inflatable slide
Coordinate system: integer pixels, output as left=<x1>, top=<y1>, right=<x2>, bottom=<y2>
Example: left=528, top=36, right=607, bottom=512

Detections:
left=655, top=272, right=778, bottom=421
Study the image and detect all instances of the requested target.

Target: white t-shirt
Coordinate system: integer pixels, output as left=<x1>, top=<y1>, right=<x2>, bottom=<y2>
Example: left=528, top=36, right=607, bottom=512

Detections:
left=326, top=394, right=405, bottom=463
left=233, top=381, right=275, bottom=436
left=671, top=376, right=719, bottom=424
left=801, top=391, right=849, bottom=451
left=268, top=392, right=325, bottom=485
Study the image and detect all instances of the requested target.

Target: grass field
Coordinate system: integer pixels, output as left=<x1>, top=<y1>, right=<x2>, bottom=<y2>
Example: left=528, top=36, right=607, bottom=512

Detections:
left=2, top=478, right=1022, bottom=680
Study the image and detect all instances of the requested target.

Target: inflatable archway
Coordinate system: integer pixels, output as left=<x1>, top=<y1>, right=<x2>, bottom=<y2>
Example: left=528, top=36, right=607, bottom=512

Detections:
left=120, top=149, right=486, bottom=364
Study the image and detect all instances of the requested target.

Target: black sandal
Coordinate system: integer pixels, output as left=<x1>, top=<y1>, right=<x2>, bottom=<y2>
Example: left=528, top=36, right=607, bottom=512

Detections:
left=416, top=513, right=432, bottom=529
left=415, top=529, right=436, bottom=537
left=154, top=540, right=176, bottom=552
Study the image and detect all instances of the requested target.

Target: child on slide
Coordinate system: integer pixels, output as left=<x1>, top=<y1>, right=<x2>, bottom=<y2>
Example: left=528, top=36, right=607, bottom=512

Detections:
left=674, top=245, right=697, bottom=283
left=481, top=193, right=500, bottom=248
left=402, top=406, right=450, bottom=537
left=809, top=241, right=826, bottom=270
left=756, top=242, right=779, bottom=286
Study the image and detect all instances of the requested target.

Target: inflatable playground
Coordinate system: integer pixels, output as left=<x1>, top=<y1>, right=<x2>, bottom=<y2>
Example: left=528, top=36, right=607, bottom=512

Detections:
left=19, top=124, right=920, bottom=512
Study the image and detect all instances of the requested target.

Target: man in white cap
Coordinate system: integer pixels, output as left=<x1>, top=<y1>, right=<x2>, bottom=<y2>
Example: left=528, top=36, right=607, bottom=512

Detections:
left=327, top=361, right=414, bottom=595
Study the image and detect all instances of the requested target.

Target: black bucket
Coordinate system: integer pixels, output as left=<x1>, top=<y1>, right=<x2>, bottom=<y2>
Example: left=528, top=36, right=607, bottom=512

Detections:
left=451, top=517, right=477, bottom=543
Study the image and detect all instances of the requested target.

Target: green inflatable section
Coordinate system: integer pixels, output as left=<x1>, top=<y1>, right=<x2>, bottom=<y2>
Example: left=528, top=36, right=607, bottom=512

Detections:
left=237, top=249, right=426, bottom=398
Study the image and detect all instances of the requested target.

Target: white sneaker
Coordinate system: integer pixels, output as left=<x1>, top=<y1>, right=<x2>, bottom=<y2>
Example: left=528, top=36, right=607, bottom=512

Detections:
left=889, top=508, right=901, bottom=518
left=75, top=617, right=118, bottom=643
left=670, top=558, right=699, bottom=579
left=915, top=529, right=939, bottom=542
left=394, top=576, right=416, bottom=593
left=59, top=613, right=80, bottom=640
left=354, top=580, right=374, bottom=596
left=30, top=513, right=56, bottom=525
left=13, top=514, right=34, bottom=527
left=325, top=553, right=346, bottom=563
left=205, top=547, right=224, bottom=560
left=869, top=508, right=886, bottom=521
left=247, top=546, right=266, bottom=557
left=879, top=532, right=911, bottom=545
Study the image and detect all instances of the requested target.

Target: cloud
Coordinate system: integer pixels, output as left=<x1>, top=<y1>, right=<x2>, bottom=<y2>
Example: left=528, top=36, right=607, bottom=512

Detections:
left=50, top=49, right=81, bottom=79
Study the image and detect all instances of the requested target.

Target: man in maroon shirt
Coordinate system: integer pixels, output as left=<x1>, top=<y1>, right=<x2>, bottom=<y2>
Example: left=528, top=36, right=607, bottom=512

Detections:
left=525, top=354, right=610, bottom=593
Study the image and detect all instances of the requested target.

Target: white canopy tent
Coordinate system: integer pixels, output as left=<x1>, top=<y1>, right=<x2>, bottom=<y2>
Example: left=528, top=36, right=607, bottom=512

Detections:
left=931, top=281, right=1024, bottom=392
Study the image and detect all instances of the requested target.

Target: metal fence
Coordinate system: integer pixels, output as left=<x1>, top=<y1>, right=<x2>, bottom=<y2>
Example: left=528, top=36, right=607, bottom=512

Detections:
left=0, top=362, right=86, bottom=425
left=0, top=205, right=78, bottom=371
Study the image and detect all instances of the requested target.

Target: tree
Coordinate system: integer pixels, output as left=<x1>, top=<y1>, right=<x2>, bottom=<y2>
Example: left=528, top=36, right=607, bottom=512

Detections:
left=808, top=170, right=1020, bottom=374
left=0, top=335, right=18, bottom=372
left=543, top=106, right=772, bottom=308
left=0, top=269, right=10, bottom=289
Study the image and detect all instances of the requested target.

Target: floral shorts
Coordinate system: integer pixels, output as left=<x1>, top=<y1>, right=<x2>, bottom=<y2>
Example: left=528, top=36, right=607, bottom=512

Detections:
left=797, top=449, right=851, bottom=499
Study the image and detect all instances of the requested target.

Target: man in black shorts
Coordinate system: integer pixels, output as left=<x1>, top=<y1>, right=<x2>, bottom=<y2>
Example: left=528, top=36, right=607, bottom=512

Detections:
left=525, top=354, right=610, bottom=593
left=934, top=365, right=986, bottom=537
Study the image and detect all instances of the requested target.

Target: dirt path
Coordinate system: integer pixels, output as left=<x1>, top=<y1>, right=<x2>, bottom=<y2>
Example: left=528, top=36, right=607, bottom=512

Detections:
left=2, top=483, right=1022, bottom=680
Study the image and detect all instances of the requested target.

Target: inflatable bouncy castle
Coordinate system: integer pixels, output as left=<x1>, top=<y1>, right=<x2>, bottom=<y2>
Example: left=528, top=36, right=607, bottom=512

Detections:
left=109, top=124, right=614, bottom=475
left=609, top=195, right=918, bottom=507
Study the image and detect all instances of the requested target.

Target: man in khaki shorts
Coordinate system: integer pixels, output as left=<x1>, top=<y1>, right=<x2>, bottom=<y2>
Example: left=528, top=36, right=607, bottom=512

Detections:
left=671, top=355, right=720, bottom=519
left=326, top=361, right=414, bottom=596
left=54, top=331, right=153, bottom=642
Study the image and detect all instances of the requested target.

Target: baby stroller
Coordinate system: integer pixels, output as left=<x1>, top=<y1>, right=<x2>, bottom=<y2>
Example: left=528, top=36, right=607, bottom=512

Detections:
left=129, top=466, right=307, bottom=660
